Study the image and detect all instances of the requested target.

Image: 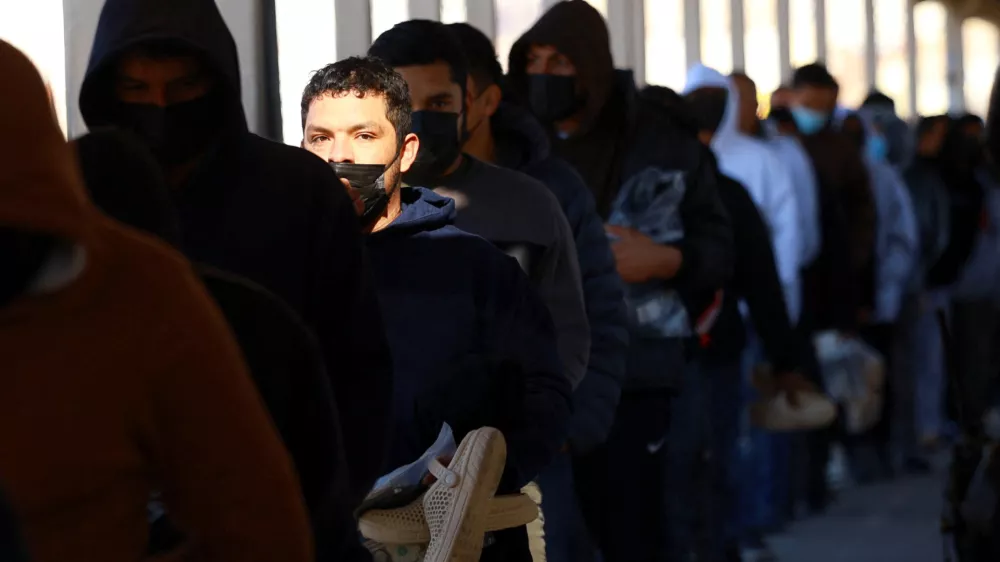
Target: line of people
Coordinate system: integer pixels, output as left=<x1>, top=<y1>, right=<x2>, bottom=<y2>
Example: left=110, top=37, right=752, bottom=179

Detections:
left=3, top=1, right=999, bottom=561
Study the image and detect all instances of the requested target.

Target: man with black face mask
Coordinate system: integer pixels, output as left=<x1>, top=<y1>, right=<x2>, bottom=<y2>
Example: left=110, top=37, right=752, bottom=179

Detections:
left=301, top=57, right=571, bottom=562
left=369, top=20, right=591, bottom=393
left=78, top=0, right=392, bottom=505
left=508, top=3, right=732, bottom=560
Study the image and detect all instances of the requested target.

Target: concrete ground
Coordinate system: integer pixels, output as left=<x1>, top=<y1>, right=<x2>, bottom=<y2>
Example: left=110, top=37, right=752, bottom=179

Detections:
left=769, top=471, right=946, bottom=562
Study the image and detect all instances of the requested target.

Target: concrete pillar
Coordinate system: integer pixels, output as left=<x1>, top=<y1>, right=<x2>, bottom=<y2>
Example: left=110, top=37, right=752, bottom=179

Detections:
left=685, top=0, right=702, bottom=71
left=864, top=0, right=876, bottom=89
left=778, top=0, right=792, bottom=82
left=62, top=0, right=103, bottom=138
left=335, top=0, right=373, bottom=58
left=946, top=8, right=966, bottom=113
left=466, top=0, right=496, bottom=39
left=731, top=0, right=746, bottom=71
left=906, top=0, right=918, bottom=119
left=217, top=0, right=267, bottom=134
left=409, top=0, right=441, bottom=20
left=608, top=0, right=645, bottom=78
left=815, top=0, right=827, bottom=63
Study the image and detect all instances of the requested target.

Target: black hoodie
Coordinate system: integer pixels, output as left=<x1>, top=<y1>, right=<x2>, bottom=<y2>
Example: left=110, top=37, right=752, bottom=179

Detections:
left=74, top=129, right=365, bottom=562
left=493, top=101, right=628, bottom=453
left=509, top=0, right=732, bottom=388
left=79, top=0, right=393, bottom=509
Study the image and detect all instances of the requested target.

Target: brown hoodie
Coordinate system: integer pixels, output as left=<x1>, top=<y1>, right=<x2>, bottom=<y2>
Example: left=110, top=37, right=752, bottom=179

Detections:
left=0, top=41, right=311, bottom=562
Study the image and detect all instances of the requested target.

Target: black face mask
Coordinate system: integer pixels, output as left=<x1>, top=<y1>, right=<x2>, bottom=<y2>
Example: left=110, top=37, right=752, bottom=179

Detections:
left=330, top=152, right=399, bottom=227
left=406, top=111, right=461, bottom=182
left=117, top=94, right=224, bottom=168
left=0, top=228, right=55, bottom=308
left=527, top=74, right=581, bottom=124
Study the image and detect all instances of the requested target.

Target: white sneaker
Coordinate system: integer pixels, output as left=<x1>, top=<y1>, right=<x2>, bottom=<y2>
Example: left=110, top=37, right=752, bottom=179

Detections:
left=422, top=427, right=507, bottom=562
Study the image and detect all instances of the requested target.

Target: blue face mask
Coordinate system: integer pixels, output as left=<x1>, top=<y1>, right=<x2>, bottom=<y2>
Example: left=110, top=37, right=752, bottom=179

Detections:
left=866, top=134, right=888, bottom=162
left=791, top=106, right=829, bottom=135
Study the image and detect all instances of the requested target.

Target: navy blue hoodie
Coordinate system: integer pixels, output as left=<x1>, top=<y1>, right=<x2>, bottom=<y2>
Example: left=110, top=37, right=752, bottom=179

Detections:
left=493, top=101, right=628, bottom=453
left=367, top=188, right=570, bottom=489
left=78, top=0, right=392, bottom=507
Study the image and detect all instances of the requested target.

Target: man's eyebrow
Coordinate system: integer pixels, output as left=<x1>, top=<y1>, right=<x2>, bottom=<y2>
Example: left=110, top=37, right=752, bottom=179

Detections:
left=305, top=123, right=335, bottom=136
left=348, top=121, right=383, bottom=133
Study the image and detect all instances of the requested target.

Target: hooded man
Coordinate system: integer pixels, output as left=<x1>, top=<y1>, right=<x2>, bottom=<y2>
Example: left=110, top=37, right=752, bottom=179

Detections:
left=684, top=64, right=803, bottom=323
left=73, top=128, right=362, bottom=561
left=861, top=91, right=914, bottom=169
left=368, top=19, right=590, bottom=393
left=301, top=56, right=571, bottom=562
left=0, top=40, right=310, bottom=562
left=734, top=72, right=822, bottom=270
left=77, top=0, right=392, bottom=502
left=507, top=2, right=733, bottom=559
left=448, top=22, right=629, bottom=561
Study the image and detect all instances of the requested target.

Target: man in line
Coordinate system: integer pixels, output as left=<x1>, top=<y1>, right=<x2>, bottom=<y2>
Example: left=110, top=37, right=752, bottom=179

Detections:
left=300, top=56, right=571, bottom=561
left=78, top=0, right=392, bottom=519
left=684, top=65, right=802, bottom=325
left=733, top=72, right=821, bottom=279
left=74, top=128, right=360, bottom=560
left=790, top=62, right=877, bottom=512
left=0, top=40, right=311, bottom=562
left=448, top=22, right=628, bottom=562
left=368, top=20, right=590, bottom=393
left=508, top=2, right=733, bottom=559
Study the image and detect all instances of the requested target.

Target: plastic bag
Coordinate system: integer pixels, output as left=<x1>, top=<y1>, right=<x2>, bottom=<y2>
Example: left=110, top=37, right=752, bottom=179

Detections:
left=372, top=423, right=456, bottom=493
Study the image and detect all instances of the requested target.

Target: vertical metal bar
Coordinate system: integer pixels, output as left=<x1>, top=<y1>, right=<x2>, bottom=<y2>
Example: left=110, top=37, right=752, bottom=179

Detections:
left=864, top=0, right=877, bottom=90
left=466, top=0, right=496, bottom=39
left=685, top=0, right=702, bottom=71
left=731, top=0, right=746, bottom=71
left=778, top=0, right=792, bottom=82
left=815, top=0, right=827, bottom=63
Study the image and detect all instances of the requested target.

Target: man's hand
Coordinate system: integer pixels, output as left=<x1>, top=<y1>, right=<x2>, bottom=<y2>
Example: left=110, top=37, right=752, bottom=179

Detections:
left=774, top=372, right=818, bottom=408
left=605, top=225, right=683, bottom=283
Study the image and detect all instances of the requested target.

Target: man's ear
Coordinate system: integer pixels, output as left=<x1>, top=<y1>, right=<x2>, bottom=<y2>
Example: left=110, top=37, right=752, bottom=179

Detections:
left=464, top=75, right=476, bottom=109
left=399, top=132, right=420, bottom=174
left=483, top=84, right=503, bottom=118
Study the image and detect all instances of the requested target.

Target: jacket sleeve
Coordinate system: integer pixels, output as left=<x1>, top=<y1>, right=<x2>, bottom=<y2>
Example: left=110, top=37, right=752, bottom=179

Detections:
left=763, top=150, right=803, bottom=324
left=484, top=254, right=572, bottom=487
left=537, top=188, right=592, bottom=390
left=674, top=145, right=734, bottom=295
left=304, top=165, right=393, bottom=503
left=149, top=282, right=312, bottom=562
left=541, top=160, right=628, bottom=453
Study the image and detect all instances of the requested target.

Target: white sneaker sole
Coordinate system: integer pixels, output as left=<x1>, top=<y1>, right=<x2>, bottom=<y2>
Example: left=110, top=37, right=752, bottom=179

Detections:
left=359, top=493, right=538, bottom=544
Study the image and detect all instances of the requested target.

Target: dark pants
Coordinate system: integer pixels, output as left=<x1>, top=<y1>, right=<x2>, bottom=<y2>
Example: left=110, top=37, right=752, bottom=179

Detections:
left=666, top=361, right=712, bottom=561
left=575, top=389, right=674, bottom=562
left=538, top=451, right=596, bottom=562
left=703, top=358, right=743, bottom=561
left=480, top=526, right=531, bottom=562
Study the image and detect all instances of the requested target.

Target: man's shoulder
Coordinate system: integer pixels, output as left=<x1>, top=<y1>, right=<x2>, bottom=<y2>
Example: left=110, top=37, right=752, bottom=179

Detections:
left=466, top=156, right=566, bottom=215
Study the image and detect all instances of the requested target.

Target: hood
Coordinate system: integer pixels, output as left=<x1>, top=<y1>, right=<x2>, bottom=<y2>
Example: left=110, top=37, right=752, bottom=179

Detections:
left=0, top=41, right=93, bottom=245
left=492, top=101, right=552, bottom=169
left=508, top=1, right=616, bottom=133
left=79, top=0, right=246, bottom=131
left=374, top=187, right=457, bottom=238
left=682, top=64, right=740, bottom=150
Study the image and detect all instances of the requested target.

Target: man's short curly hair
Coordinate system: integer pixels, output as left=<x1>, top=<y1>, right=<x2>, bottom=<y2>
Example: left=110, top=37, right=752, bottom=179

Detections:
left=300, top=56, right=412, bottom=144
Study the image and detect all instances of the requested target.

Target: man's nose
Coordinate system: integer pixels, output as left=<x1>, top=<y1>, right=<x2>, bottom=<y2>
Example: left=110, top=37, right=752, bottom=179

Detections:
left=329, top=143, right=354, bottom=164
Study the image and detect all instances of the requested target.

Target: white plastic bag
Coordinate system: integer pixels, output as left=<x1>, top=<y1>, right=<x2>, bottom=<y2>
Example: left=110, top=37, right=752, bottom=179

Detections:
left=372, top=423, right=457, bottom=493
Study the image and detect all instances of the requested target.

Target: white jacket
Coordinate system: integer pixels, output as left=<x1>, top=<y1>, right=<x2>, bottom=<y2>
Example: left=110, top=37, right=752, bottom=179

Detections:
left=684, top=64, right=803, bottom=322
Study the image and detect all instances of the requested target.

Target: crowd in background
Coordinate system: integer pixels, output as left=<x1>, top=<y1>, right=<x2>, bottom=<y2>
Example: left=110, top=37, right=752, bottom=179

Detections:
left=2, top=0, right=1000, bottom=562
